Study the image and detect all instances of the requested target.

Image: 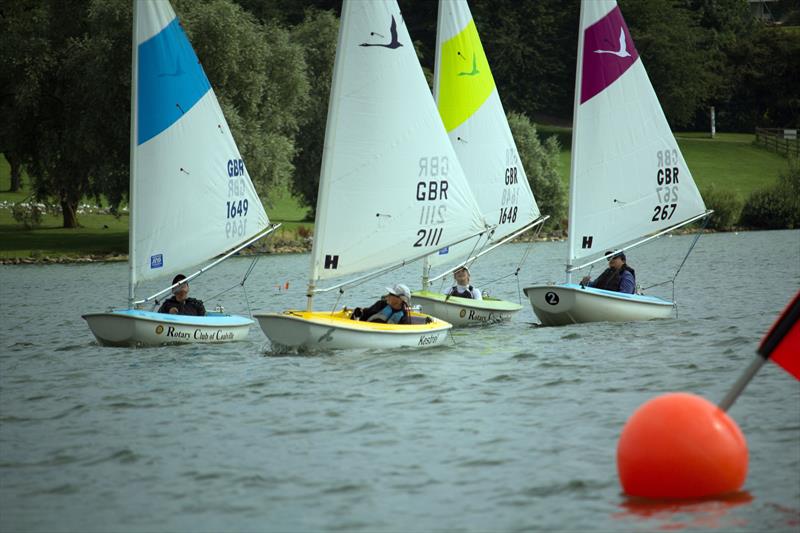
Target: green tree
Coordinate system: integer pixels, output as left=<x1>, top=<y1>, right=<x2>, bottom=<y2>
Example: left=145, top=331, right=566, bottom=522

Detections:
left=179, top=0, right=310, bottom=201
left=507, top=112, right=565, bottom=230
left=289, top=8, right=338, bottom=218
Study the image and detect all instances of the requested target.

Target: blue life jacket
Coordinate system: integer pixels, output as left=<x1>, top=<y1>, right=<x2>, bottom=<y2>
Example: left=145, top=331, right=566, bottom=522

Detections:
left=369, top=305, right=405, bottom=324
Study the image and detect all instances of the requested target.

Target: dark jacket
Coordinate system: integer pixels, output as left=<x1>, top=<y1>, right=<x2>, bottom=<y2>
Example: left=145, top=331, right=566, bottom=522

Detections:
left=158, top=296, right=206, bottom=316
left=589, top=264, right=636, bottom=294
left=448, top=285, right=477, bottom=299
left=353, top=298, right=411, bottom=324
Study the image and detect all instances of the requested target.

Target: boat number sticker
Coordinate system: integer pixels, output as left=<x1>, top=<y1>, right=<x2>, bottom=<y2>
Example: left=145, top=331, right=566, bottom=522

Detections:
left=545, top=292, right=559, bottom=305
left=226, top=158, right=249, bottom=239
left=414, top=155, right=448, bottom=248
left=155, top=325, right=164, bottom=335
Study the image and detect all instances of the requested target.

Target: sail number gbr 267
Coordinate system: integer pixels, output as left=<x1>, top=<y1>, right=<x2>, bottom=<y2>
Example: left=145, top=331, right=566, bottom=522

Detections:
left=652, top=149, right=680, bottom=223
left=414, top=156, right=448, bottom=247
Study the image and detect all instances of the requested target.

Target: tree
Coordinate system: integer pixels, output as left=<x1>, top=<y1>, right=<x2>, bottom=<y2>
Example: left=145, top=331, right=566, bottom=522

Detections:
left=289, top=8, right=338, bottom=218
left=507, top=112, right=565, bottom=230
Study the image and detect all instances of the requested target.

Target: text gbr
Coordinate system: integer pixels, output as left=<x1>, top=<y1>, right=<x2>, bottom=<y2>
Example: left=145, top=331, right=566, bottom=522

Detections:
left=652, top=149, right=680, bottom=222
left=415, top=156, right=448, bottom=247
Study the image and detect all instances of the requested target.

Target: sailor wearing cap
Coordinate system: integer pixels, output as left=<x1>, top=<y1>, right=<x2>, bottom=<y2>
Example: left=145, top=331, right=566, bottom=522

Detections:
left=579, top=251, right=636, bottom=294
left=445, top=266, right=483, bottom=300
left=350, top=283, right=412, bottom=324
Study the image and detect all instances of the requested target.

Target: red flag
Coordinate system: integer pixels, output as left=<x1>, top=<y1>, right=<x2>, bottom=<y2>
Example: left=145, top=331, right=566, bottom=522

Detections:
left=758, top=290, right=800, bottom=380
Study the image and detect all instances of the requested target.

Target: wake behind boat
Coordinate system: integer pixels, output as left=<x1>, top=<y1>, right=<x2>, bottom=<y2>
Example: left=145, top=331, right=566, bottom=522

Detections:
left=255, top=0, right=490, bottom=351
left=83, top=0, right=277, bottom=347
left=523, top=0, right=710, bottom=326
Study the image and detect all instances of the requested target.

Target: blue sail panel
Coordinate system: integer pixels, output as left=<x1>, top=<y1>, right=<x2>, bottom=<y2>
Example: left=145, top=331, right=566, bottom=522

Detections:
left=137, top=17, right=212, bottom=145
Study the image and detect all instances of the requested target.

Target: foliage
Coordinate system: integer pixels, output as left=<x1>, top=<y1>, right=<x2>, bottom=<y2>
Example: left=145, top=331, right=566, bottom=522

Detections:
left=11, top=198, right=44, bottom=229
left=506, top=112, right=566, bottom=229
left=699, top=183, right=742, bottom=230
left=288, top=8, right=338, bottom=218
left=740, top=159, right=800, bottom=229
left=179, top=0, right=310, bottom=201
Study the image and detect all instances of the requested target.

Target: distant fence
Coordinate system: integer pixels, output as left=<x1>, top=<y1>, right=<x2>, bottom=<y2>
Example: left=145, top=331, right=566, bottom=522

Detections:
left=755, top=127, right=799, bottom=157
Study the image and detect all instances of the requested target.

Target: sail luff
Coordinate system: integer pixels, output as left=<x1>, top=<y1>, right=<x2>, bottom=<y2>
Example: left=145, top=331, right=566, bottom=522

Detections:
left=128, top=0, right=140, bottom=307
left=565, top=1, right=588, bottom=283
left=307, top=0, right=353, bottom=297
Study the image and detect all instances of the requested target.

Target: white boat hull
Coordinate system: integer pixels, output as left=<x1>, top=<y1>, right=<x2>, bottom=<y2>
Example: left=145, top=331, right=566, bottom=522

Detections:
left=254, top=310, right=452, bottom=351
left=82, top=309, right=252, bottom=347
left=522, top=283, right=674, bottom=326
left=410, top=291, right=521, bottom=327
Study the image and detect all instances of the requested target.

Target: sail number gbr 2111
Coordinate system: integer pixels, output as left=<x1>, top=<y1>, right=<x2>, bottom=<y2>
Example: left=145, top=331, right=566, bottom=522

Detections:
left=652, top=149, right=680, bottom=223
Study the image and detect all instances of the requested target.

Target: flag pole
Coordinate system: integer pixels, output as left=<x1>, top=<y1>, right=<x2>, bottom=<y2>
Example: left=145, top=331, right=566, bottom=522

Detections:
left=718, top=290, right=800, bottom=411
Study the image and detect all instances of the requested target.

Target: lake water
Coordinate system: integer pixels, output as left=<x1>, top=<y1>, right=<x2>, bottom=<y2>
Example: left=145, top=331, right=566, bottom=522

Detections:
left=1, top=229, right=799, bottom=532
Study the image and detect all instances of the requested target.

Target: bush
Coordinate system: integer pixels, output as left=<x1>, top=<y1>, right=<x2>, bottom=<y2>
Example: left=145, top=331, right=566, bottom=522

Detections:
left=11, top=199, right=44, bottom=229
left=700, top=183, right=742, bottom=230
left=507, top=112, right=566, bottom=229
left=740, top=159, right=800, bottom=229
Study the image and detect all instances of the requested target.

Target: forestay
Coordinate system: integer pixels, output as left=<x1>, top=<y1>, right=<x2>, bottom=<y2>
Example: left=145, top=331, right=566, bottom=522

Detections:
left=567, top=0, right=707, bottom=268
left=309, top=0, right=486, bottom=286
left=132, top=0, right=269, bottom=287
left=427, top=0, right=541, bottom=270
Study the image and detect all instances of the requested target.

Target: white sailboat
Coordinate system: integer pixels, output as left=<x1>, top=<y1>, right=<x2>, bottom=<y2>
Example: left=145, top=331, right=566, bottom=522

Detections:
left=410, top=0, right=548, bottom=327
left=523, top=0, right=711, bottom=326
left=83, top=0, right=278, bottom=346
left=254, top=0, right=489, bottom=351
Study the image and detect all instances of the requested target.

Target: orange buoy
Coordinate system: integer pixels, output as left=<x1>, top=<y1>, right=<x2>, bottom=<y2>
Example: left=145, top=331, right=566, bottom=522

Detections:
left=617, top=392, right=748, bottom=499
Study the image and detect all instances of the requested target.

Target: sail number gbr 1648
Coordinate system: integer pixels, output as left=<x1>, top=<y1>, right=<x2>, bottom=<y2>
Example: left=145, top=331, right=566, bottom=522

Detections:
left=652, top=149, right=680, bottom=223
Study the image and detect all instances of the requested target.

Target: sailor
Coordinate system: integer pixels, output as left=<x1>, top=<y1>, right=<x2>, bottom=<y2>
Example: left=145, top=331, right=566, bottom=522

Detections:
left=158, top=274, right=206, bottom=316
left=445, top=266, right=483, bottom=300
left=351, top=284, right=412, bottom=324
left=580, top=251, right=636, bottom=294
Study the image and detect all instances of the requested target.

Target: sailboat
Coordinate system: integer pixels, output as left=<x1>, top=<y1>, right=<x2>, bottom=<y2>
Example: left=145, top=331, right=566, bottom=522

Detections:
left=409, top=0, right=548, bottom=327
left=83, top=0, right=278, bottom=346
left=254, top=0, right=490, bottom=351
left=522, top=0, right=711, bottom=326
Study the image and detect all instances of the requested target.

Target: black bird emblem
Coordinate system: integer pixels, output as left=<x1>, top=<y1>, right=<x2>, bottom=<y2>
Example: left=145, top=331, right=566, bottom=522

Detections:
left=359, top=15, right=403, bottom=49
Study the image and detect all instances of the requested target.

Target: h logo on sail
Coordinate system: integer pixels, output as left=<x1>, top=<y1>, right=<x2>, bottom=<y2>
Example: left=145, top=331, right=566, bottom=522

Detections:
left=324, top=254, right=339, bottom=270
left=581, top=236, right=593, bottom=249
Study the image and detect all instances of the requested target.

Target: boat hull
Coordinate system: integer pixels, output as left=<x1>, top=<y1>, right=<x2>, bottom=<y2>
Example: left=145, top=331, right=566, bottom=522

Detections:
left=82, top=309, right=253, bottom=347
left=410, top=291, right=521, bottom=327
left=522, top=283, right=674, bottom=326
left=254, top=310, right=452, bottom=351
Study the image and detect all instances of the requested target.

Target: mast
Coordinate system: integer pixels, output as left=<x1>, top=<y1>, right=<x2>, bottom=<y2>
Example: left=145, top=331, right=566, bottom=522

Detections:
left=565, top=0, right=586, bottom=284
left=306, top=0, right=352, bottom=311
left=127, top=0, right=139, bottom=308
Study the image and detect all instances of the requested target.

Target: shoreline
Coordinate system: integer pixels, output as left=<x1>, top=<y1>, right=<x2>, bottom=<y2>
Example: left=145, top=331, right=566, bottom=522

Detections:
left=0, top=228, right=748, bottom=266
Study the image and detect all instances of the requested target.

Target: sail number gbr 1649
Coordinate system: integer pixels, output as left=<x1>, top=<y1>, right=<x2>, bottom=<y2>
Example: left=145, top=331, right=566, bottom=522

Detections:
left=652, top=149, right=680, bottom=223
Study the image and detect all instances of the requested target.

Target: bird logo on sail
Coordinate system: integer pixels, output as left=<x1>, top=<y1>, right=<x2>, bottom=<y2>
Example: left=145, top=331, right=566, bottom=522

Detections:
left=457, top=52, right=479, bottom=76
left=593, top=28, right=631, bottom=58
left=580, top=6, right=638, bottom=104
left=359, top=15, right=403, bottom=49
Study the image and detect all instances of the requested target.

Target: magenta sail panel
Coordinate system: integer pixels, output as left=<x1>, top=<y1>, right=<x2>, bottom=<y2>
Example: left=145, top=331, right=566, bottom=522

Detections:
left=580, top=6, right=639, bottom=105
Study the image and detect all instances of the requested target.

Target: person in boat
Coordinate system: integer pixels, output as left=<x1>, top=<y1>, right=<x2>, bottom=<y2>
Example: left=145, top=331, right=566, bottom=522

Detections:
left=158, top=274, right=206, bottom=316
left=580, top=251, right=636, bottom=294
left=445, top=266, right=483, bottom=300
left=351, top=284, right=412, bottom=324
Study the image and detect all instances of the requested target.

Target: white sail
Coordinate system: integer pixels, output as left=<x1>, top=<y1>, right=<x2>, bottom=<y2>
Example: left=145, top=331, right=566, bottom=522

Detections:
left=309, top=0, right=486, bottom=285
left=428, top=0, right=541, bottom=269
left=567, top=0, right=707, bottom=267
left=131, top=0, right=270, bottom=286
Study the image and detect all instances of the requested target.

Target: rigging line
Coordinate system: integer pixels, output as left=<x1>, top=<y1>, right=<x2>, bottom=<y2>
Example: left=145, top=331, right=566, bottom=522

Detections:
left=513, top=221, right=546, bottom=304
left=671, top=214, right=710, bottom=283
left=331, top=287, right=345, bottom=315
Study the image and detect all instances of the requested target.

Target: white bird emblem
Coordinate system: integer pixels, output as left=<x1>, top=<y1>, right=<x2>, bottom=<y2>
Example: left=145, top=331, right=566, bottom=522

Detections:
left=594, top=28, right=631, bottom=58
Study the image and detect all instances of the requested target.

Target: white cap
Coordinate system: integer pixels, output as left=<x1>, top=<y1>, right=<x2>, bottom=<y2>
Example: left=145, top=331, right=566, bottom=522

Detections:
left=385, top=283, right=411, bottom=304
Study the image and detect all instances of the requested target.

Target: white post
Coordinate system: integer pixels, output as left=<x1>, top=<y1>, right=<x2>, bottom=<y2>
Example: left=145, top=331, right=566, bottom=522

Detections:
left=710, top=106, right=716, bottom=139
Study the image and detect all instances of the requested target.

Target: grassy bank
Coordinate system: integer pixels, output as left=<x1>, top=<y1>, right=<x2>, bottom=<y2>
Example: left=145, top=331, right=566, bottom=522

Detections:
left=537, top=128, right=790, bottom=195
left=1, top=131, right=791, bottom=261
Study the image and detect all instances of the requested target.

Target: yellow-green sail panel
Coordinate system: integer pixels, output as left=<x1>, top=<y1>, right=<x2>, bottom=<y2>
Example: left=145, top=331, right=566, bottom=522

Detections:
left=437, top=20, right=496, bottom=133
